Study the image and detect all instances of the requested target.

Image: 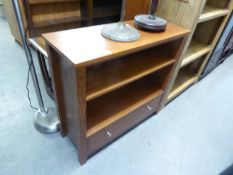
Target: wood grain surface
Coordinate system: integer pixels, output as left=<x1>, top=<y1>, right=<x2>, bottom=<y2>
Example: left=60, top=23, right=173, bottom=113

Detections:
left=43, top=21, right=189, bottom=67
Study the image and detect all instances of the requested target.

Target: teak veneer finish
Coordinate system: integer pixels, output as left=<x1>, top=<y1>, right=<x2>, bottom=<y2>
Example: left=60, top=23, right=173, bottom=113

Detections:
left=43, top=21, right=189, bottom=165
left=86, top=42, right=177, bottom=101
left=44, top=22, right=188, bottom=66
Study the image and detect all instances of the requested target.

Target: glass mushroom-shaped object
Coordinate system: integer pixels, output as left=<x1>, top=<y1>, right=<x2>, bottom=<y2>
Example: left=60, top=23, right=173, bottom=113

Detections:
left=101, top=0, right=140, bottom=42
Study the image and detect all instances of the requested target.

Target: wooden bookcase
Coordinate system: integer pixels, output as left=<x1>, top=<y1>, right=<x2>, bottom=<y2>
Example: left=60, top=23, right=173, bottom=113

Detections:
left=168, top=55, right=206, bottom=100
left=23, top=0, right=122, bottom=37
left=157, top=0, right=233, bottom=104
left=43, top=21, right=189, bottom=164
left=19, top=0, right=123, bottom=99
left=4, top=0, right=122, bottom=44
left=201, top=12, right=233, bottom=78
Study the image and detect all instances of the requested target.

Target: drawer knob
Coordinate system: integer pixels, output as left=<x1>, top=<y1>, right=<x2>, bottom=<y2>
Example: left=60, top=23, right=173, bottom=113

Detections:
left=147, top=105, right=152, bottom=111
left=106, top=131, right=112, bottom=137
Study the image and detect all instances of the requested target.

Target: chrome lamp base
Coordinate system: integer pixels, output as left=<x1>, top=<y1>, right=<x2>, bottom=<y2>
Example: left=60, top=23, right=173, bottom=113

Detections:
left=34, top=107, right=59, bottom=134
left=101, top=22, right=140, bottom=42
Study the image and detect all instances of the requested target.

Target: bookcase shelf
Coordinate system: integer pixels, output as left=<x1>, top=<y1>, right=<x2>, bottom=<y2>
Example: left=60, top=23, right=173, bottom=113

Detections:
left=167, top=16, right=225, bottom=101
left=181, top=40, right=211, bottom=67
left=168, top=56, right=206, bottom=101
left=30, top=1, right=82, bottom=28
left=29, top=0, right=82, bottom=4
left=168, top=16, right=225, bottom=101
left=193, top=17, right=225, bottom=45
left=24, top=0, right=122, bottom=37
left=168, top=72, right=197, bottom=101
left=87, top=73, right=165, bottom=137
left=157, top=0, right=233, bottom=107
left=199, top=5, right=229, bottom=23
left=86, top=40, right=180, bottom=101
left=33, top=16, right=85, bottom=28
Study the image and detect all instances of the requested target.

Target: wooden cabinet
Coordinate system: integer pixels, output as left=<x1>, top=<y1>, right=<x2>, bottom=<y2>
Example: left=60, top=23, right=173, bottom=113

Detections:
left=157, top=0, right=233, bottom=104
left=22, top=0, right=122, bottom=37
left=43, top=21, right=189, bottom=164
left=3, top=0, right=122, bottom=43
left=3, top=0, right=25, bottom=44
left=201, top=12, right=233, bottom=78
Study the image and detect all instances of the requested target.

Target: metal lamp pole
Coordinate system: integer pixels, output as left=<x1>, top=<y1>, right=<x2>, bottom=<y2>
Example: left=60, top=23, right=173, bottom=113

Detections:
left=12, top=0, right=59, bottom=134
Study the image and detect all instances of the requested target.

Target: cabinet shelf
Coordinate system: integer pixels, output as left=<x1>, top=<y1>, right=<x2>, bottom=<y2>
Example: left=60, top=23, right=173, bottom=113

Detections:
left=181, top=40, right=211, bottom=67
left=192, top=16, right=225, bottom=47
left=31, top=1, right=82, bottom=28
left=168, top=55, right=206, bottom=101
left=33, top=16, right=85, bottom=28
left=199, top=5, right=229, bottom=23
left=29, top=0, right=82, bottom=4
left=87, top=75, right=164, bottom=137
left=168, top=70, right=197, bottom=101
left=86, top=45, right=176, bottom=101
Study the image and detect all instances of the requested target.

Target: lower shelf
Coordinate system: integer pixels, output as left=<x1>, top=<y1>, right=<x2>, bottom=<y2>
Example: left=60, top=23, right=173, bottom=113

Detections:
left=33, top=16, right=84, bottom=28
left=168, top=73, right=197, bottom=102
left=168, top=53, right=207, bottom=101
left=87, top=74, right=164, bottom=137
left=181, top=40, right=211, bottom=68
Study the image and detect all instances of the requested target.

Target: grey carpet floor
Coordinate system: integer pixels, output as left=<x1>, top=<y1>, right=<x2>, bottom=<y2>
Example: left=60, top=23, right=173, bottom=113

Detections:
left=1, top=13, right=233, bottom=175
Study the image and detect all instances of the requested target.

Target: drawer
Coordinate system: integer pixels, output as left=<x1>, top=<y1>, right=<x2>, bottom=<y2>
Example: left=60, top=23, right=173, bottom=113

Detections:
left=87, top=95, right=162, bottom=156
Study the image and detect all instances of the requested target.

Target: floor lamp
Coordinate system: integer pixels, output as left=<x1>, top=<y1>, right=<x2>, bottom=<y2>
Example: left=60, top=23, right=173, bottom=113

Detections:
left=12, top=0, right=59, bottom=134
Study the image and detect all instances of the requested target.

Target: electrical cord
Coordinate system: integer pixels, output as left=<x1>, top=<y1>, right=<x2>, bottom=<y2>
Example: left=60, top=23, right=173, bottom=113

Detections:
left=21, top=0, right=39, bottom=111
left=24, top=26, right=39, bottom=111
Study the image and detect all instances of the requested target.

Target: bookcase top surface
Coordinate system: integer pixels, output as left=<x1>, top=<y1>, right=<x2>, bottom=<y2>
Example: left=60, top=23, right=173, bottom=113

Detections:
left=43, top=21, right=189, bottom=66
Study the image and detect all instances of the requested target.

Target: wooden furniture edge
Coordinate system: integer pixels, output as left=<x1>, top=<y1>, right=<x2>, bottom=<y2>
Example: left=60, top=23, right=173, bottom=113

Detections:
left=46, top=43, right=88, bottom=164
left=158, top=35, right=189, bottom=111
left=42, top=22, right=190, bottom=68
left=158, top=0, right=207, bottom=108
